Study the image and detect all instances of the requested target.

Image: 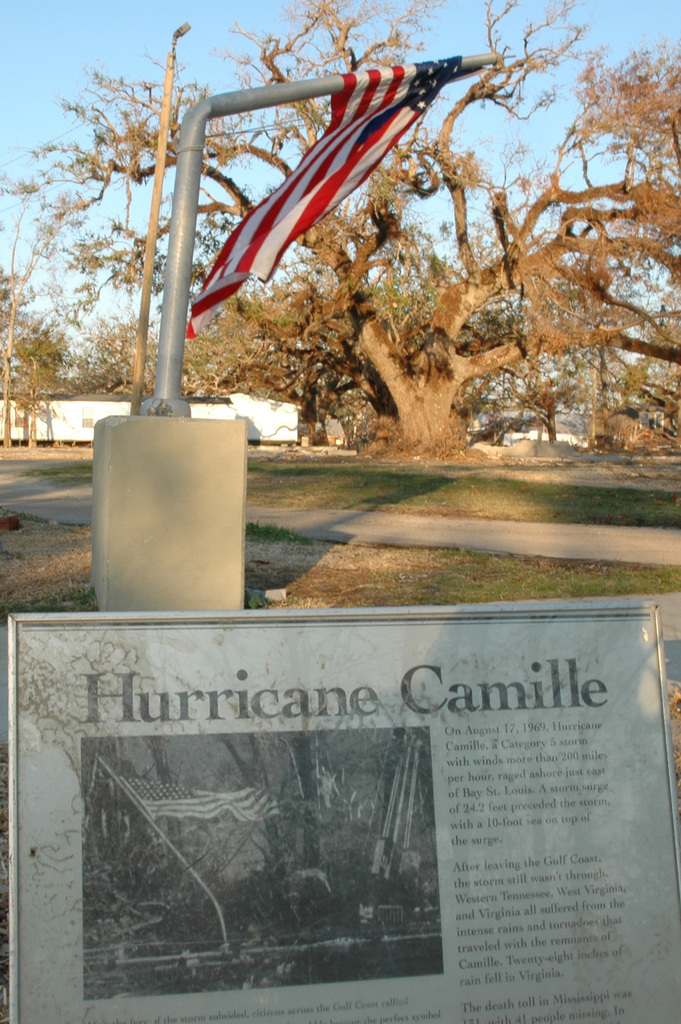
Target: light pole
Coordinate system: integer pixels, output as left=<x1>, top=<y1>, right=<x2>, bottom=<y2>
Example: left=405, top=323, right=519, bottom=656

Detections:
left=130, top=21, right=191, bottom=416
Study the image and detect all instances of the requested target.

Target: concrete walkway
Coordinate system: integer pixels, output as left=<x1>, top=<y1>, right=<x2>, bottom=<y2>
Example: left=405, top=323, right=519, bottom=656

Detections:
left=248, top=506, right=681, bottom=565
left=245, top=507, right=681, bottom=712
left=0, top=462, right=93, bottom=525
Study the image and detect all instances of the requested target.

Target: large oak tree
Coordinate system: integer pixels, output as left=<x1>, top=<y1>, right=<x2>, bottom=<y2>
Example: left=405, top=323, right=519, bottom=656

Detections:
left=41, top=0, right=681, bottom=449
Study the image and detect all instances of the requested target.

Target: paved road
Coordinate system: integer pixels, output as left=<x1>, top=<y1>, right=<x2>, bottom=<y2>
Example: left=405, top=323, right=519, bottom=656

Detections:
left=0, top=458, right=93, bottom=524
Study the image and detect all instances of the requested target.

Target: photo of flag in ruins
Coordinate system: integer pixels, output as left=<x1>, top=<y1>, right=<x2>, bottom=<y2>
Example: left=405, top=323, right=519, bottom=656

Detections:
left=102, top=768, right=278, bottom=824
left=80, top=728, right=442, bottom=999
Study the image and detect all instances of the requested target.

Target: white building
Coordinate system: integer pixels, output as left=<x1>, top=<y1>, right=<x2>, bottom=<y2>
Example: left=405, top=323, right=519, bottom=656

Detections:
left=470, top=411, right=589, bottom=448
left=0, top=394, right=298, bottom=445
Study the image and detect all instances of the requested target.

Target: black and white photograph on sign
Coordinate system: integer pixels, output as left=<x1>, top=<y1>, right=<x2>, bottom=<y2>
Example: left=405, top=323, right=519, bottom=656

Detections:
left=81, top=727, right=443, bottom=999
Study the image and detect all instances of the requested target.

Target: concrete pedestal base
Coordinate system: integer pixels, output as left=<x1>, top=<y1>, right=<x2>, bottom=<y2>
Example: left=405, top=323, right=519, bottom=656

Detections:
left=92, top=416, right=248, bottom=611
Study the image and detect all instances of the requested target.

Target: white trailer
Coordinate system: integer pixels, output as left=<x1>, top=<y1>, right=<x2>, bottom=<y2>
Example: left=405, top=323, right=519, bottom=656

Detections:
left=1, top=393, right=298, bottom=445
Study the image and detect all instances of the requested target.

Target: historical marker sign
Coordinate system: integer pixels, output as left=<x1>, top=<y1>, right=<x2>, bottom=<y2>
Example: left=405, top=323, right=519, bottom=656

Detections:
left=9, top=603, right=681, bottom=1024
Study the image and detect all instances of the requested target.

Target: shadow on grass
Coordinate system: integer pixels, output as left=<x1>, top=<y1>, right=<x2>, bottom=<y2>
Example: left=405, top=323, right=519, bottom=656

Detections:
left=245, top=521, right=330, bottom=597
left=248, top=463, right=464, bottom=511
left=248, top=463, right=681, bottom=528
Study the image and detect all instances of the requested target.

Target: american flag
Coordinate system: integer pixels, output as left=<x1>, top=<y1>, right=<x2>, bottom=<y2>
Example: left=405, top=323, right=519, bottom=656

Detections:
left=115, top=772, right=277, bottom=823
left=187, top=57, right=465, bottom=338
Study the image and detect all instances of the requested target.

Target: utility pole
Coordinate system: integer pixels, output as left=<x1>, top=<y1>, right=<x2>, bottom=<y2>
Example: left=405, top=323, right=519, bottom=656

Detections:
left=130, top=22, right=191, bottom=416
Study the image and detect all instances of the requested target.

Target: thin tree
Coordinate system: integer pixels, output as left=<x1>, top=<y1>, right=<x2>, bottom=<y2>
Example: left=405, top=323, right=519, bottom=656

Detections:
left=13, top=323, right=68, bottom=446
left=1, top=183, right=76, bottom=447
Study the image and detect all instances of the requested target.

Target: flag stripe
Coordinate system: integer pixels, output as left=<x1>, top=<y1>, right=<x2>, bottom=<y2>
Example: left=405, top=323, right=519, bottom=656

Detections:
left=202, top=78, right=393, bottom=282
left=189, top=68, right=416, bottom=328
left=228, top=68, right=401, bottom=265
left=187, top=57, right=464, bottom=338
left=205, top=69, right=408, bottom=282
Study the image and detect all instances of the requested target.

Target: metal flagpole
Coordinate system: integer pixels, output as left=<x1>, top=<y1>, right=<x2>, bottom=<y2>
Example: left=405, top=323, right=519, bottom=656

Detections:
left=142, top=53, right=497, bottom=417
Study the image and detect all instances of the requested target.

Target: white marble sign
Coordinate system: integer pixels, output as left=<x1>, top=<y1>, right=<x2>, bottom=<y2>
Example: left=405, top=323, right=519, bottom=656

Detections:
left=9, top=602, right=681, bottom=1024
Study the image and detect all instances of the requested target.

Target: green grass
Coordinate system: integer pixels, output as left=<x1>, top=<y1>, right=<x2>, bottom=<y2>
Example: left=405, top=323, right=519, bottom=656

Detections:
left=0, top=507, right=52, bottom=523
left=246, top=521, right=312, bottom=544
left=2, top=508, right=680, bottom=621
left=1, top=586, right=98, bottom=619
left=19, top=457, right=681, bottom=528
left=248, top=462, right=681, bottom=528
left=23, top=462, right=93, bottom=487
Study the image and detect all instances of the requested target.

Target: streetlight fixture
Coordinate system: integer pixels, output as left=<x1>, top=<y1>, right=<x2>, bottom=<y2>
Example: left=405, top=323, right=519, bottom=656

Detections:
left=130, top=22, right=191, bottom=416
left=174, top=21, right=191, bottom=45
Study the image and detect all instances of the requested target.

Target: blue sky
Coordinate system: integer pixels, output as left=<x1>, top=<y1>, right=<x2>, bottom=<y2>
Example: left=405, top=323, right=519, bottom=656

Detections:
left=1, top=0, right=679, bottom=295
left=3, top=0, right=678, bottom=174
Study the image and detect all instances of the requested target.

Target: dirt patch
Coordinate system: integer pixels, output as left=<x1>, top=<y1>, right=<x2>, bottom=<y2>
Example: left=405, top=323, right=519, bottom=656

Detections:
left=458, top=457, right=681, bottom=491
left=397, top=453, right=681, bottom=491
left=0, top=522, right=336, bottom=608
left=0, top=446, right=93, bottom=462
left=0, top=519, right=92, bottom=606
left=246, top=538, right=332, bottom=591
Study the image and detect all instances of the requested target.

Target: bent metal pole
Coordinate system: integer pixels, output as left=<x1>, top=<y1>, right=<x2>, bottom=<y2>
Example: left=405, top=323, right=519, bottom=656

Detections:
left=143, top=54, right=497, bottom=417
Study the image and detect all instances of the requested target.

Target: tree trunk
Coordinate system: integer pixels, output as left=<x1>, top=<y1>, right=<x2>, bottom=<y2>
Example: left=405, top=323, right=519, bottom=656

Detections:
left=390, top=378, right=462, bottom=450
left=2, top=362, right=12, bottom=448
left=546, top=404, right=557, bottom=442
left=358, top=321, right=465, bottom=451
left=599, top=349, right=610, bottom=443
left=298, top=392, right=317, bottom=444
left=357, top=317, right=530, bottom=454
left=299, top=391, right=329, bottom=445
left=28, top=387, right=37, bottom=448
